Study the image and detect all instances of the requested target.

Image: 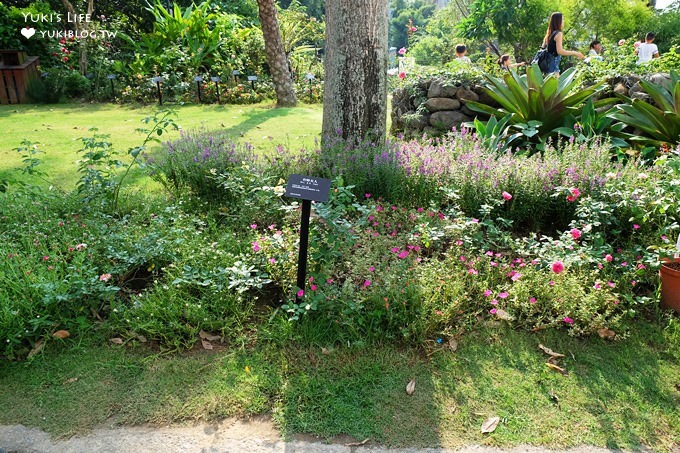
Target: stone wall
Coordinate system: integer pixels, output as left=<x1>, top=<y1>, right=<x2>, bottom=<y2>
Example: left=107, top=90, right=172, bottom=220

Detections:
left=391, top=72, right=672, bottom=137
left=391, top=77, right=498, bottom=137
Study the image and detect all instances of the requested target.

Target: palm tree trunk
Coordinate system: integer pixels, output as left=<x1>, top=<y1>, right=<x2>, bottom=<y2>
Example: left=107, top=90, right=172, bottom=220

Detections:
left=257, top=0, right=297, bottom=107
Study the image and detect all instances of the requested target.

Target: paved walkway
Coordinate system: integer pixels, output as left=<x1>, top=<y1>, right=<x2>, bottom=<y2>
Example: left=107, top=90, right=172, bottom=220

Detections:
left=0, top=419, right=664, bottom=453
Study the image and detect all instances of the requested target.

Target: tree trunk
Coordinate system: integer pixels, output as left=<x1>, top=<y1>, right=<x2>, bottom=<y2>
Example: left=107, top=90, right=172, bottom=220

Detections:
left=61, top=0, right=94, bottom=75
left=257, top=0, right=297, bottom=107
left=322, top=0, right=388, bottom=145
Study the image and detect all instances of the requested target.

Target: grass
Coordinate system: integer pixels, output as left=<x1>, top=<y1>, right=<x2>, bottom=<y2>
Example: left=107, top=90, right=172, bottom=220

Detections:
left=0, top=102, right=323, bottom=189
left=1, top=321, right=678, bottom=450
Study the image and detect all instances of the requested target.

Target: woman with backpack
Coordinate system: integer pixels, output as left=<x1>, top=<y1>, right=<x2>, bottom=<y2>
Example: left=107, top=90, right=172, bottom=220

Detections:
left=542, top=12, right=584, bottom=74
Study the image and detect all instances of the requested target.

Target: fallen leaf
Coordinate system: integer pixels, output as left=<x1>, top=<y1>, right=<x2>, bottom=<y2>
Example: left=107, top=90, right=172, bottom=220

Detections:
left=546, top=362, right=568, bottom=375
left=345, top=438, right=369, bottom=447
left=52, top=330, right=70, bottom=339
left=27, top=339, right=45, bottom=359
left=538, top=344, right=565, bottom=359
left=448, top=338, right=458, bottom=352
left=481, top=416, right=500, bottom=433
left=495, top=309, right=513, bottom=321
left=201, top=339, right=213, bottom=350
left=597, top=328, right=616, bottom=340
left=63, top=377, right=78, bottom=384
left=406, top=379, right=416, bottom=395
left=199, top=330, right=221, bottom=342
left=109, top=337, right=124, bottom=345
left=321, top=347, right=330, bottom=355
left=136, top=334, right=148, bottom=343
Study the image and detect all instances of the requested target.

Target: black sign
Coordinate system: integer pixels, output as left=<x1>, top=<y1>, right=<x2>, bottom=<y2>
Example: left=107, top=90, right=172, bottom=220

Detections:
left=285, top=174, right=331, bottom=202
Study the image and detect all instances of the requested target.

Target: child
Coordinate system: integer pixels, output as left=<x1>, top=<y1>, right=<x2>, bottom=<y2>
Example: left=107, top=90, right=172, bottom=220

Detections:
left=585, top=40, right=603, bottom=64
left=455, top=44, right=471, bottom=63
left=497, top=54, right=526, bottom=71
left=636, top=32, right=660, bottom=64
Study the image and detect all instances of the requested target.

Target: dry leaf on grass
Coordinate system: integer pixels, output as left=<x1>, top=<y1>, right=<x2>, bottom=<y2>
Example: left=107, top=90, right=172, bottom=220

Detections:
left=109, top=337, right=124, bottom=345
left=597, top=328, right=616, bottom=340
left=538, top=344, right=565, bottom=359
left=406, top=379, right=416, bottom=395
left=481, top=416, right=500, bottom=433
left=321, top=347, right=330, bottom=355
left=199, top=330, right=221, bottom=342
left=63, top=377, right=78, bottom=384
left=27, top=339, right=45, bottom=359
left=345, top=439, right=369, bottom=447
left=495, top=309, right=513, bottom=321
left=546, top=362, right=569, bottom=375
left=201, top=339, right=213, bottom=350
left=52, top=330, right=70, bottom=339
left=448, top=338, right=458, bottom=352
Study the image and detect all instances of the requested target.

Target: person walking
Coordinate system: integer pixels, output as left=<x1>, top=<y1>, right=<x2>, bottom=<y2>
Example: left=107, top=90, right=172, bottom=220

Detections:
left=542, top=12, right=584, bottom=74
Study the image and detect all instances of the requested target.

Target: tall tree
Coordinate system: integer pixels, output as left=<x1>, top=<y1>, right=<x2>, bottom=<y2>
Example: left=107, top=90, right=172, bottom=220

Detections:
left=322, top=0, right=388, bottom=144
left=256, top=0, right=297, bottom=107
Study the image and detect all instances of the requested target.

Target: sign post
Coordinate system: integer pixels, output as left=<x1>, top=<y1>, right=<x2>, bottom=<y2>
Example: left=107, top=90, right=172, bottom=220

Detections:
left=211, top=76, right=221, bottom=103
left=247, top=75, right=258, bottom=91
left=151, top=76, right=163, bottom=105
left=194, top=75, right=203, bottom=103
left=285, top=175, right=332, bottom=302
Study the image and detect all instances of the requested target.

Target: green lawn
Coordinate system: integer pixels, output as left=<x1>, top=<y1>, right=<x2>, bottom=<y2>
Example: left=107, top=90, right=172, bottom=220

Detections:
left=0, top=322, right=678, bottom=450
left=0, top=102, right=323, bottom=189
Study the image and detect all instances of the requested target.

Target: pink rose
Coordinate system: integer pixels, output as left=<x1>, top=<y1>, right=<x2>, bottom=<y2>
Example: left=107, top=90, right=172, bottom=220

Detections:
left=551, top=261, right=565, bottom=274
left=502, top=191, right=513, bottom=201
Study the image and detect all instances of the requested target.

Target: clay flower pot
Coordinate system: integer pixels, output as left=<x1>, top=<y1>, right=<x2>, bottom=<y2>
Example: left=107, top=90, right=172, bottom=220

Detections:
left=660, top=258, right=680, bottom=313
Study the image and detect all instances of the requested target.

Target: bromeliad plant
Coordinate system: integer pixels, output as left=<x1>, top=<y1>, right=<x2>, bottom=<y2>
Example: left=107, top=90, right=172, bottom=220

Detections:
left=610, top=70, right=680, bottom=148
left=467, top=64, right=607, bottom=153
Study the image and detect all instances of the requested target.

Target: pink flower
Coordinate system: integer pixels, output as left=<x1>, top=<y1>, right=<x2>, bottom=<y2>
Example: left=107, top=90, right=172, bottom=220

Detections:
left=633, top=224, right=640, bottom=230
left=369, top=266, right=375, bottom=272
left=269, top=258, right=276, bottom=264
left=250, top=223, right=257, bottom=229
left=570, top=228, right=582, bottom=240
left=297, top=289, right=304, bottom=297
left=490, top=308, right=497, bottom=314
left=510, top=272, right=522, bottom=282
left=42, top=255, right=49, bottom=261
left=563, top=316, right=574, bottom=324
left=593, top=283, right=601, bottom=289
left=607, top=281, right=615, bottom=288
left=490, top=299, right=498, bottom=305
left=99, top=273, right=112, bottom=282
left=311, top=284, right=317, bottom=291
left=529, top=297, right=537, bottom=304
left=498, top=292, right=509, bottom=299
left=502, top=191, right=513, bottom=201
left=468, top=268, right=478, bottom=275
left=618, top=39, right=626, bottom=46
left=549, top=280, right=555, bottom=286
left=365, top=193, right=371, bottom=198
left=483, top=289, right=492, bottom=297
left=398, top=72, right=406, bottom=79
left=398, top=47, right=407, bottom=55
left=75, top=243, right=87, bottom=251
left=551, top=261, right=564, bottom=274
left=391, top=247, right=400, bottom=253
left=570, top=187, right=581, bottom=198
left=327, top=278, right=334, bottom=284
left=252, top=241, right=260, bottom=252
left=398, top=251, right=409, bottom=259
left=605, top=254, right=613, bottom=262
left=363, top=279, right=371, bottom=287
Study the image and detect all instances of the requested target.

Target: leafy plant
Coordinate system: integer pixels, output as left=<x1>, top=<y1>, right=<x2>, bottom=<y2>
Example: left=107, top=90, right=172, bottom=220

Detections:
left=463, top=115, right=521, bottom=153
left=467, top=64, right=607, bottom=152
left=610, top=70, right=680, bottom=148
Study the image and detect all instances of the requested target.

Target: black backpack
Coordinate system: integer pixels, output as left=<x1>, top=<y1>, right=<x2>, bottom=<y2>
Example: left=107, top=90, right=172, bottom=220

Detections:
left=531, top=31, right=557, bottom=73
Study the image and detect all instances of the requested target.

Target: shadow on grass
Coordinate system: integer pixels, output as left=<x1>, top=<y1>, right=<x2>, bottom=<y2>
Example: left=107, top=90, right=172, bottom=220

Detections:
left=438, top=323, right=680, bottom=449
left=216, top=105, right=295, bottom=139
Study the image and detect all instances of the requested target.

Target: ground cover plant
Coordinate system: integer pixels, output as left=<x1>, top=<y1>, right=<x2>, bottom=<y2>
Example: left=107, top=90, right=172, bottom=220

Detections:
left=0, top=107, right=678, bottom=450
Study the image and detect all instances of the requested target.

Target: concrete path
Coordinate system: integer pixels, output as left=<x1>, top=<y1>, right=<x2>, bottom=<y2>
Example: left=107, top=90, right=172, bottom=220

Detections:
left=0, top=419, right=663, bottom=453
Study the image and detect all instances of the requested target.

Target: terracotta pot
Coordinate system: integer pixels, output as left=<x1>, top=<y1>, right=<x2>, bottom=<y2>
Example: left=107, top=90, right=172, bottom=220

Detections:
left=660, top=258, right=680, bottom=313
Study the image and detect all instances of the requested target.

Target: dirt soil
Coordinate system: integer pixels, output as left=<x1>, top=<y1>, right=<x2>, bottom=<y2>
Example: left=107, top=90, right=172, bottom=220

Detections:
left=0, top=416, right=660, bottom=453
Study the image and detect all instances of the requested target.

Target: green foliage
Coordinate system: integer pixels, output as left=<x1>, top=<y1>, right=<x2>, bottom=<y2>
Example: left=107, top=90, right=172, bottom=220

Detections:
left=389, top=0, right=436, bottom=49
left=610, top=70, right=680, bottom=147
left=456, top=0, right=556, bottom=61
left=467, top=65, right=606, bottom=152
